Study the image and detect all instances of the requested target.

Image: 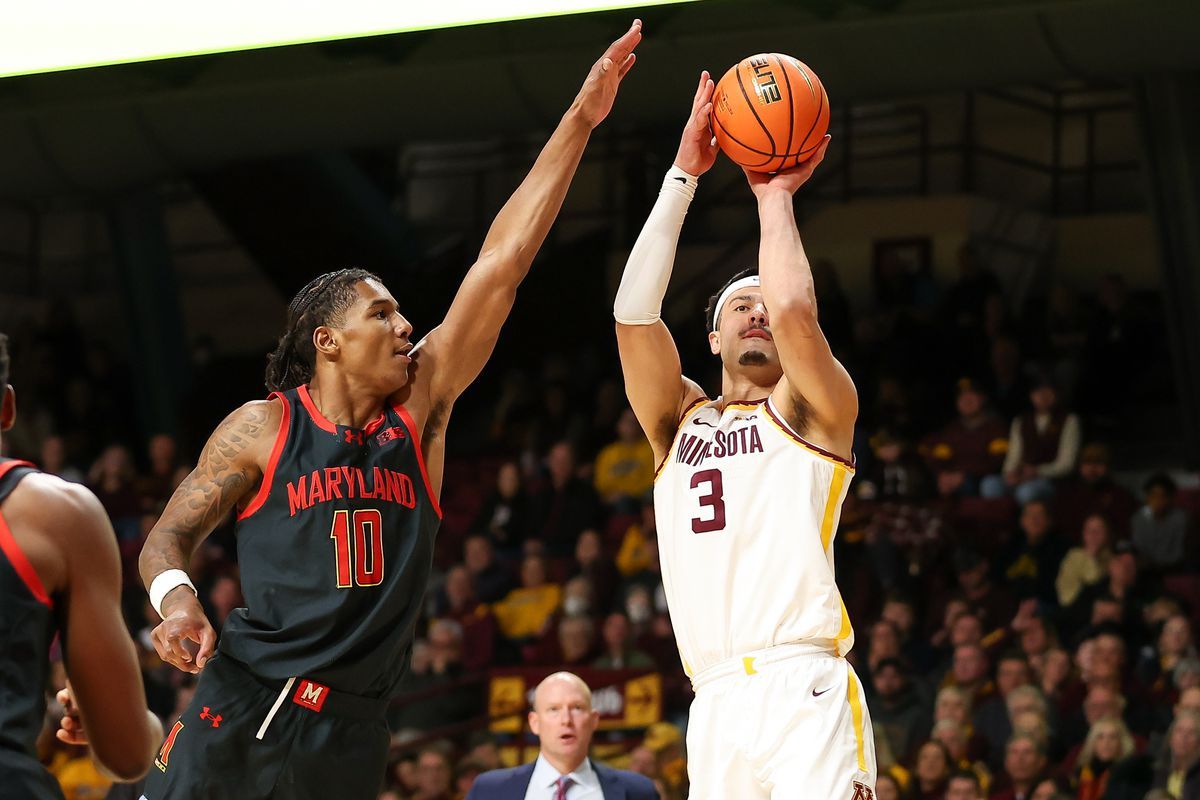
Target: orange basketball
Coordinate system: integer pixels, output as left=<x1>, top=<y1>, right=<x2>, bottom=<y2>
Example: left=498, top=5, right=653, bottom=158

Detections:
left=710, top=53, right=830, bottom=173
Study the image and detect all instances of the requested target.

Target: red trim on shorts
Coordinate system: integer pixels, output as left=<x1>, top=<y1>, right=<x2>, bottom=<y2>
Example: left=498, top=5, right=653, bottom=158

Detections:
left=392, top=405, right=442, bottom=519
left=297, top=384, right=337, bottom=434
left=0, top=461, right=53, bottom=608
left=238, top=395, right=291, bottom=521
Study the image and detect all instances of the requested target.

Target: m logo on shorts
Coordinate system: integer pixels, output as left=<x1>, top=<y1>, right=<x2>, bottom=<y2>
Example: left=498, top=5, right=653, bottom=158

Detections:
left=851, top=781, right=874, bottom=800
left=292, top=679, right=330, bottom=712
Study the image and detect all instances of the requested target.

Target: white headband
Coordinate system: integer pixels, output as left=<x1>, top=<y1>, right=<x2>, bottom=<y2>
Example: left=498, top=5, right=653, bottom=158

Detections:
left=712, top=275, right=761, bottom=331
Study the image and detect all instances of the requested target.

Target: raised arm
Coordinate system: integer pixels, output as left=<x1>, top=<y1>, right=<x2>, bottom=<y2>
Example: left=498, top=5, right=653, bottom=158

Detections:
left=414, top=21, right=641, bottom=409
left=138, top=399, right=278, bottom=672
left=745, top=138, right=858, bottom=460
left=614, top=72, right=717, bottom=460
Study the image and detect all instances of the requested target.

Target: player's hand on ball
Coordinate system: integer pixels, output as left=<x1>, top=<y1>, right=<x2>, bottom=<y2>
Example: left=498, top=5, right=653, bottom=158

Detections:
left=151, top=590, right=217, bottom=674
left=674, top=70, right=718, bottom=177
left=572, top=19, right=641, bottom=128
left=55, top=683, right=89, bottom=746
left=743, top=135, right=831, bottom=196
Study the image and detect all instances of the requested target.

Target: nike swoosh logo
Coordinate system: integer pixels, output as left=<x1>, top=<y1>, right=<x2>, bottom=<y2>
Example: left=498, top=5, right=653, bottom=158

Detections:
left=692, top=419, right=716, bottom=427
left=812, top=687, right=831, bottom=697
left=673, top=176, right=687, bottom=183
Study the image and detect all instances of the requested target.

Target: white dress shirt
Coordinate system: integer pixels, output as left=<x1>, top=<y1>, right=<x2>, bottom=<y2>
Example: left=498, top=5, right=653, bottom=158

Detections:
left=523, top=754, right=604, bottom=800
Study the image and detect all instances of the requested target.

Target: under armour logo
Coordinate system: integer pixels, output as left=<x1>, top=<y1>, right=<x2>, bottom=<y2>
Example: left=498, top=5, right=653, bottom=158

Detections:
left=199, top=707, right=223, bottom=728
left=851, top=781, right=874, bottom=800
left=343, top=430, right=365, bottom=445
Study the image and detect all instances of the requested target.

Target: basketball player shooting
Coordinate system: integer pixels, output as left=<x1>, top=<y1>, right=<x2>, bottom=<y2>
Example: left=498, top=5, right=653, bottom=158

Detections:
left=613, top=73, right=877, bottom=798
left=55, top=21, right=642, bottom=800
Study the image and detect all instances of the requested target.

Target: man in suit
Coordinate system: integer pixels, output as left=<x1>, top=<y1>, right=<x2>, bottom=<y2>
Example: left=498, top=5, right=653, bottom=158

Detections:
left=468, top=672, right=659, bottom=799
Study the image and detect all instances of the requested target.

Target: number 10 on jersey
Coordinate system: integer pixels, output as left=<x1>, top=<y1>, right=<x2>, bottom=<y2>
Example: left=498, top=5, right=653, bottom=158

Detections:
left=330, top=509, right=385, bottom=587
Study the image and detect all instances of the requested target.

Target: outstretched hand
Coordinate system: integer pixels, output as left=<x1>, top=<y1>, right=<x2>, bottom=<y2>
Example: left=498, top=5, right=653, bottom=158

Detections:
left=743, top=135, right=831, bottom=197
left=674, top=70, right=718, bottom=177
left=572, top=20, right=642, bottom=129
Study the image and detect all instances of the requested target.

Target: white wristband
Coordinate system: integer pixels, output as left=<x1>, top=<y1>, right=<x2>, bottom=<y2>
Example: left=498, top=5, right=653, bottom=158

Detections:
left=149, top=569, right=198, bottom=619
left=613, top=165, right=699, bottom=326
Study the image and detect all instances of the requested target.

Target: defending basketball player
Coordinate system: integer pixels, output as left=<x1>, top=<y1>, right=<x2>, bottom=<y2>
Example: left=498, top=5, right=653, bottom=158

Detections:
left=613, top=74, right=876, bottom=798
left=52, top=22, right=643, bottom=800
left=0, top=332, right=161, bottom=800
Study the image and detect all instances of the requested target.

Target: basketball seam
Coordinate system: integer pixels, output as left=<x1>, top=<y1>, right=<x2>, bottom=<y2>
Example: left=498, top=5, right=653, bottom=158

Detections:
left=773, top=54, right=796, bottom=168
left=712, top=112, right=775, bottom=167
left=713, top=109, right=821, bottom=159
left=735, top=60, right=778, bottom=163
left=796, top=66, right=826, bottom=167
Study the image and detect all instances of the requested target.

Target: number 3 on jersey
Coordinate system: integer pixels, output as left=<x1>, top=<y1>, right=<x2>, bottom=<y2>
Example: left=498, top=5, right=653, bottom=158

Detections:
left=690, top=469, right=726, bottom=533
left=330, top=509, right=384, bottom=588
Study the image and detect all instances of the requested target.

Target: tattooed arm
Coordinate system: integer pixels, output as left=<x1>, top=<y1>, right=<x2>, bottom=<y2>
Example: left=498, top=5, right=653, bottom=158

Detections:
left=138, top=399, right=278, bottom=673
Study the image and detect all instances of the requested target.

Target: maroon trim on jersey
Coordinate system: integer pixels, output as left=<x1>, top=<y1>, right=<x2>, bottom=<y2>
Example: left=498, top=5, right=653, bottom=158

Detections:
left=392, top=404, right=443, bottom=519
left=763, top=399, right=856, bottom=469
left=238, top=394, right=291, bottom=521
left=0, top=460, right=52, bottom=608
left=297, top=385, right=337, bottom=434
left=652, top=397, right=710, bottom=483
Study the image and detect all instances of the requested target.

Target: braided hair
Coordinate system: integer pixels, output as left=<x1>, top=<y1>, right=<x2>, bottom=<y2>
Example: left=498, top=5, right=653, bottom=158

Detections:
left=264, top=268, right=382, bottom=392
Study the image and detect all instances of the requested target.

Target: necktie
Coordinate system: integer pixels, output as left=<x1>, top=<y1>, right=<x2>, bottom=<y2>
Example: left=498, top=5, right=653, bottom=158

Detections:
left=554, top=775, right=574, bottom=800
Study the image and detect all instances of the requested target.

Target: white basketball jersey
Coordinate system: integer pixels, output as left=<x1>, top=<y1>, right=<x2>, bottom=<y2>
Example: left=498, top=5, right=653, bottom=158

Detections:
left=654, top=396, right=856, bottom=678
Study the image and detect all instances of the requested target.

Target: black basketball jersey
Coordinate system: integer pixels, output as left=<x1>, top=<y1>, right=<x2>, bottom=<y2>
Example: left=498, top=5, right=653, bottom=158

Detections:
left=219, top=385, right=442, bottom=698
left=0, top=460, right=58, bottom=775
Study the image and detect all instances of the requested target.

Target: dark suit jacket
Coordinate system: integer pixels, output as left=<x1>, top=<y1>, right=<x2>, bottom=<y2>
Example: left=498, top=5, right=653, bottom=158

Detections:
left=466, top=759, right=659, bottom=800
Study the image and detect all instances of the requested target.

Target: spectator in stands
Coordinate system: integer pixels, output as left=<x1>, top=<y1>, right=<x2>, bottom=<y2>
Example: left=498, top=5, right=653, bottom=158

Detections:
left=1056, top=513, right=1112, bottom=607
left=1055, top=444, right=1136, bottom=540
left=472, top=461, right=532, bottom=560
left=873, top=771, right=910, bottom=800
left=557, top=615, right=597, bottom=667
left=593, top=408, right=654, bottom=510
left=467, top=672, right=658, bottom=799
left=947, top=550, right=1018, bottom=635
left=868, top=619, right=905, bottom=677
left=984, top=376, right=1081, bottom=506
left=1068, top=541, right=1151, bottom=639
left=573, top=529, right=619, bottom=614
left=870, top=658, right=928, bottom=763
left=1150, top=709, right=1200, bottom=799
left=593, top=612, right=654, bottom=669
left=1139, top=614, right=1198, bottom=692
left=1072, top=716, right=1136, bottom=800
left=137, top=432, right=180, bottom=508
left=946, top=769, right=985, bottom=800
left=464, top=534, right=514, bottom=604
left=206, top=572, right=242, bottom=627
left=39, top=434, right=84, bottom=483
left=1132, top=473, right=1191, bottom=573
left=433, top=564, right=496, bottom=671
left=1003, top=500, right=1066, bottom=604
left=974, top=654, right=1035, bottom=759
left=991, top=733, right=1048, bottom=800
left=561, top=575, right=595, bottom=619
left=531, top=441, right=601, bottom=557
left=492, top=555, right=561, bottom=643
left=932, top=719, right=989, bottom=788
left=857, top=428, right=932, bottom=503
left=949, top=643, right=995, bottom=708
left=921, top=378, right=1009, bottom=497
left=87, top=443, right=142, bottom=539
left=413, top=743, right=455, bottom=800
left=912, top=739, right=953, bottom=799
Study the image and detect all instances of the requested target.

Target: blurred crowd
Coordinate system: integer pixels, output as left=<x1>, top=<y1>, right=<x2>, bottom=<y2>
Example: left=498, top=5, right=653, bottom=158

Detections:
left=3, top=245, right=1198, bottom=800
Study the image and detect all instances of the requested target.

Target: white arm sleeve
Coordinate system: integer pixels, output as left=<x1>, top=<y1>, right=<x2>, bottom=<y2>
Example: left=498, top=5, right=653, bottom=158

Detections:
left=613, top=165, right=698, bottom=325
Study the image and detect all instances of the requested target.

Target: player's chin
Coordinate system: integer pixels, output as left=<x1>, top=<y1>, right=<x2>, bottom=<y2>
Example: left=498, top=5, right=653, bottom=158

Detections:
left=737, top=347, right=772, bottom=367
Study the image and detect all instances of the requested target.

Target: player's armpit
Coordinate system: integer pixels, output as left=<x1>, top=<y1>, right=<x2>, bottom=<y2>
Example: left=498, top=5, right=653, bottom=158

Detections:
left=616, top=320, right=706, bottom=463
left=138, top=399, right=277, bottom=588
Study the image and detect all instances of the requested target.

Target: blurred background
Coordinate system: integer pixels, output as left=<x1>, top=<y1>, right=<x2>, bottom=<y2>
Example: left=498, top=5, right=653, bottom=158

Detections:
left=3, top=1, right=1200, bottom=798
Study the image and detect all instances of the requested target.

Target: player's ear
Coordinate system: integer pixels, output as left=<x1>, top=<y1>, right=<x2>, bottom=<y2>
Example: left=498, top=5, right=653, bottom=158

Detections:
left=528, top=710, right=540, bottom=736
left=312, top=326, right=339, bottom=357
left=0, top=385, right=14, bottom=432
left=707, top=330, right=721, bottom=356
